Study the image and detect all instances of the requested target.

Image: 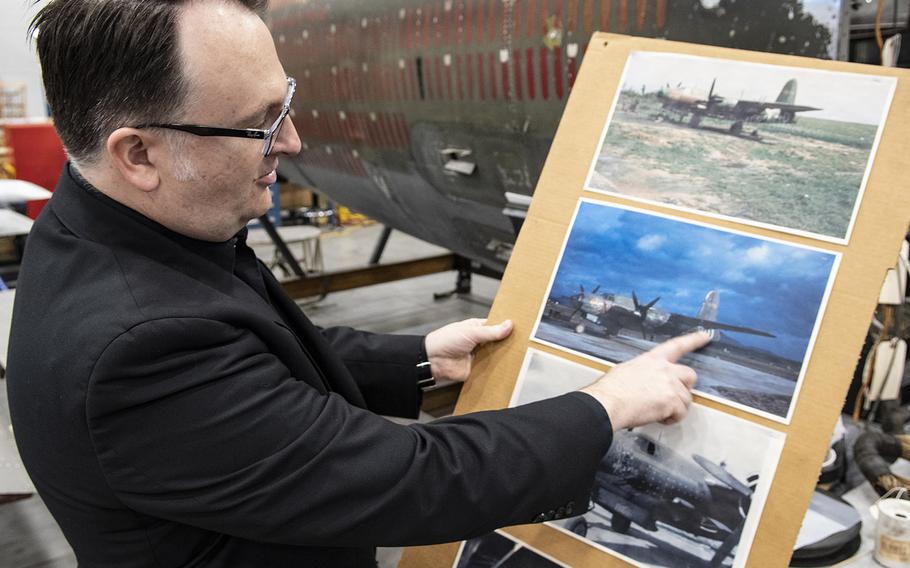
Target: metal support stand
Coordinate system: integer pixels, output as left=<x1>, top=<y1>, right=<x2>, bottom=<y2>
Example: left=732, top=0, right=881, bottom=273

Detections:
left=369, top=225, right=393, bottom=265
left=433, top=256, right=474, bottom=300
left=257, top=214, right=306, bottom=278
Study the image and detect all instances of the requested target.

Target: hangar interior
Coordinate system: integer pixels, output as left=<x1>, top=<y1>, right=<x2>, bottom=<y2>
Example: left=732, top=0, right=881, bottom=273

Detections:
left=1, top=0, right=910, bottom=567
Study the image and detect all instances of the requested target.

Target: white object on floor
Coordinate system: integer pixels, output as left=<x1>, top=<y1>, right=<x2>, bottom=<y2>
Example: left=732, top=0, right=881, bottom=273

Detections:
left=0, top=180, right=52, bottom=205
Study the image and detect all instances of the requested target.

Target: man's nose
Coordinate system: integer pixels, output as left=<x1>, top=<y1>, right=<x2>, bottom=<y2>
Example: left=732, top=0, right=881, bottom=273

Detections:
left=272, top=116, right=302, bottom=156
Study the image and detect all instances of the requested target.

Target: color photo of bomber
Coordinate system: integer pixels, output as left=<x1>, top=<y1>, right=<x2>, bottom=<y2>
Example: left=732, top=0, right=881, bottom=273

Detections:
left=586, top=52, right=895, bottom=242
left=531, top=200, right=839, bottom=421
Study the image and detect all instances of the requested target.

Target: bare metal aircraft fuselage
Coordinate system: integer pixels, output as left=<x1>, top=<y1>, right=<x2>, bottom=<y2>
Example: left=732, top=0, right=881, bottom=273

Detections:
left=268, top=0, right=844, bottom=270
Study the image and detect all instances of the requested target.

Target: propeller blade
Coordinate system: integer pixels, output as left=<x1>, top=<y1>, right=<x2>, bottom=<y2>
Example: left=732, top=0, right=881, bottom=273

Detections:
left=592, top=285, right=600, bottom=295
left=709, top=78, right=716, bottom=100
left=644, top=296, right=661, bottom=310
left=632, top=290, right=640, bottom=310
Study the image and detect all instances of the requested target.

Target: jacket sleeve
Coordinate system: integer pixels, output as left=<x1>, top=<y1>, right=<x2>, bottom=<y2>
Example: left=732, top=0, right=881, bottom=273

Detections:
left=87, top=317, right=613, bottom=547
left=319, top=325, right=426, bottom=418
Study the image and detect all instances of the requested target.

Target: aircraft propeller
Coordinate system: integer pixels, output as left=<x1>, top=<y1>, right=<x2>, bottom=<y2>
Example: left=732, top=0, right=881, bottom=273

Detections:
left=631, top=291, right=661, bottom=339
left=569, top=284, right=601, bottom=318
left=693, top=454, right=753, bottom=498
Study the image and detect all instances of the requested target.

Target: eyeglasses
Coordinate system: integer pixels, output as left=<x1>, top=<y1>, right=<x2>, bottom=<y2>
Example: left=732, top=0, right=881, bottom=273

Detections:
left=137, top=77, right=296, bottom=157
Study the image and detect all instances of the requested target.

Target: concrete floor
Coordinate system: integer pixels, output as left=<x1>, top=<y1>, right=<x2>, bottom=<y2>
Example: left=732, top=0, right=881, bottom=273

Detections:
left=0, top=223, right=499, bottom=568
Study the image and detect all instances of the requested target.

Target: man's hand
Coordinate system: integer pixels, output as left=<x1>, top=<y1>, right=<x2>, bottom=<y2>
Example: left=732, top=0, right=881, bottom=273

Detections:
left=424, top=318, right=513, bottom=381
left=580, top=331, right=712, bottom=430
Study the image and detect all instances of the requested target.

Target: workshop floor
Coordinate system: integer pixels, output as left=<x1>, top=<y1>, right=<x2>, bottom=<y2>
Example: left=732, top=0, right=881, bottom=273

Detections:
left=0, top=223, right=499, bottom=568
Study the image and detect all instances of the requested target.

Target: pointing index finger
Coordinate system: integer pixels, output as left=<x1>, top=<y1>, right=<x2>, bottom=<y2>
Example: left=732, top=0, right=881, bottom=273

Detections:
left=649, top=331, right=712, bottom=363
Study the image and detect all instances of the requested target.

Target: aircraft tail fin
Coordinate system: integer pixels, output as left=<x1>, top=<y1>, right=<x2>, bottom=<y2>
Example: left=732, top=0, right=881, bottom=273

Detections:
left=696, top=290, right=719, bottom=322
left=776, top=79, right=798, bottom=104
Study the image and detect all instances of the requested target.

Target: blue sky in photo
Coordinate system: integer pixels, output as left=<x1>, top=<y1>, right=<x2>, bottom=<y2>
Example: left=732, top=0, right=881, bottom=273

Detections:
left=550, top=202, right=837, bottom=361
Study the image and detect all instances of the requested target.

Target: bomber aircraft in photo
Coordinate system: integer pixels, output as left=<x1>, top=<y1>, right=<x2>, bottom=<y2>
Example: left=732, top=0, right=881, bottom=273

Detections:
left=563, top=430, right=758, bottom=568
left=655, top=78, right=821, bottom=137
left=543, top=286, right=775, bottom=341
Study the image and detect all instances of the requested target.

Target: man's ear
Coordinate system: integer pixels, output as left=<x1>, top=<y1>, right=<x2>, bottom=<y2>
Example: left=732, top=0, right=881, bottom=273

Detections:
left=106, top=128, right=160, bottom=192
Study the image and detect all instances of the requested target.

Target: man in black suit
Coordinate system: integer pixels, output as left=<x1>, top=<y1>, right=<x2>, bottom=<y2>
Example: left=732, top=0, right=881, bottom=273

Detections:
left=7, top=0, right=708, bottom=566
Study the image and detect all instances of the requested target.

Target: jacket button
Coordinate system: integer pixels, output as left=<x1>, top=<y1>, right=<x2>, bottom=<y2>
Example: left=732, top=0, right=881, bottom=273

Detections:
left=533, top=513, right=546, bottom=523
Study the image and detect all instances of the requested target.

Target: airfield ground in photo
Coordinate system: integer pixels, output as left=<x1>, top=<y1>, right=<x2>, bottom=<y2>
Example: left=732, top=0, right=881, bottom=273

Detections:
left=586, top=51, right=895, bottom=242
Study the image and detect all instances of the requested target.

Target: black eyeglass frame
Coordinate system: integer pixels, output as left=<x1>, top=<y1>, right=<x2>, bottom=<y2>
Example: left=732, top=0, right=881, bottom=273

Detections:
left=137, top=77, right=296, bottom=157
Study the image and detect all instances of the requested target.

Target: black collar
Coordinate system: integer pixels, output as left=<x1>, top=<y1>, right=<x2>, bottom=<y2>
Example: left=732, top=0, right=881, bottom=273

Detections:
left=66, top=163, right=239, bottom=274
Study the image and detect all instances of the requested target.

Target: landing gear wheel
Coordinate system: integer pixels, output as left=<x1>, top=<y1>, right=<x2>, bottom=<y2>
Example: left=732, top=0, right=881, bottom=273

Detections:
left=575, top=323, right=586, bottom=334
left=566, top=517, right=588, bottom=537
left=612, top=514, right=632, bottom=534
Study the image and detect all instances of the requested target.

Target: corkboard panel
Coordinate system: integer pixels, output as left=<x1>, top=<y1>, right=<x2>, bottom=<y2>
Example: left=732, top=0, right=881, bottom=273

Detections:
left=401, top=33, right=910, bottom=568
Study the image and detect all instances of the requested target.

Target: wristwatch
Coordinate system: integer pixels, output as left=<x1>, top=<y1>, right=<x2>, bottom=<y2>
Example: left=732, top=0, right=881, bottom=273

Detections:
left=416, top=340, right=436, bottom=390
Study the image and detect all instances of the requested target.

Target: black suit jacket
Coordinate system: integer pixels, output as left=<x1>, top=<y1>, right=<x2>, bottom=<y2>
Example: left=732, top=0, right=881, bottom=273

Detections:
left=7, top=165, right=613, bottom=567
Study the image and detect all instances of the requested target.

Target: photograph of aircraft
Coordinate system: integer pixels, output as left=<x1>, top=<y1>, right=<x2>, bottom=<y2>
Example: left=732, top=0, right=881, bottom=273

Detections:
left=510, top=350, right=785, bottom=568
left=586, top=51, right=895, bottom=243
left=453, top=530, right=569, bottom=568
left=267, top=1, right=847, bottom=271
left=655, top=78, right=821, bottom=137
left=544, top=287, right=775, bottom=341
left=531, top=199, right=839, bottom=422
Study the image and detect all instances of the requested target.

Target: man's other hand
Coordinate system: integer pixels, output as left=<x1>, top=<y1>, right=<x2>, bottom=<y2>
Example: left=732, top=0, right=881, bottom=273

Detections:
left=580, top=331, right=712, bottom=430
left=425, top=318, right=513, bottom=381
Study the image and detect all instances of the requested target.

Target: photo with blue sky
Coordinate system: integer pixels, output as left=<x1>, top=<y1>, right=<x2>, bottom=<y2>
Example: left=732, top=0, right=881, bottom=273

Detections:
left=549, top=201, right=837, bottom=362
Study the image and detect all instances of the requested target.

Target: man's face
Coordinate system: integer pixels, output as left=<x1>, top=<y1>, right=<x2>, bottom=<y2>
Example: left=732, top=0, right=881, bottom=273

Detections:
left=155, top=0, right=301, bottom=241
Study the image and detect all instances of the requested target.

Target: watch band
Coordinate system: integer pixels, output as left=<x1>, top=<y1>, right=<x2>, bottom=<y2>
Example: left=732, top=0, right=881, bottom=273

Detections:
left=416, top=339, right=435, bottom=390
left=416, top=361, right=435, bottom=390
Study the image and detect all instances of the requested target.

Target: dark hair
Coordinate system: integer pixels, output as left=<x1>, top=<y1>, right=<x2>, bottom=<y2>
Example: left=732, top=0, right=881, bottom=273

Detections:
left=30, top=0, right=269, bottom=166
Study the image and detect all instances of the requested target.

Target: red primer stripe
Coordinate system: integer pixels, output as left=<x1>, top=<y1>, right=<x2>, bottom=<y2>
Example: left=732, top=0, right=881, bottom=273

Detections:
left=453, top=1, right=461, bottom=44
left=434, top=2, right=442, bottom=49
left=408, top=59, right=417, bottom=100
left=540, top=0, right=548, bottom=35
left=455, top=54, right=464, bottom=100
left=444, top=0, right=451, bottom=45
left=554, top=47, right=564, bottom=99
left=477, top=53, right=485, bottom=100
left=399, top=114, right=410, bottom=149
left=445, top=57, right=454, bottom=100
left=475, top=0, right=484, bottom=46
left=501, top=55, right=510, bottom=100
left=465, top=0, right=474, bottom=43
left=618, top=0, right=628, bottom=31
left=425, top=59, right=435, bottom=99
left=656, top=0, right=666, bottom=28
left=601, top=0, right=611, bottom=31
left=513, top=49, right=523, bottom=100
left=568, top=0, right=578, bottom=32
left=568, top=52, right=578, bottom=88
left=399, top=8, right=408, bottom=48
left=527, top=0, right=536, bottom=39
left=488, top=0, right=495, bottom=41
left=467, top=51, right=476, bottom=100
left=526, top=47, right=536, bottom=100
left=424, top=3, right=433, bottom=49
left=488, top=52, right=497, bottom=99
left=635, top=0, right=646, bottom=29
left=540, top=47, right=549, bottom=100
left=435, top=56, right=444, bottom=99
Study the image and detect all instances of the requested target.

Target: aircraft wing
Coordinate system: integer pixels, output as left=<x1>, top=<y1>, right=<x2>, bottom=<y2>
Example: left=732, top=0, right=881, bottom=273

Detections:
left=761, top=102, right=821, bottom=112
left=733, top=100, right=820, bottom=114
left=666, top=313, right=776, bottom=338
